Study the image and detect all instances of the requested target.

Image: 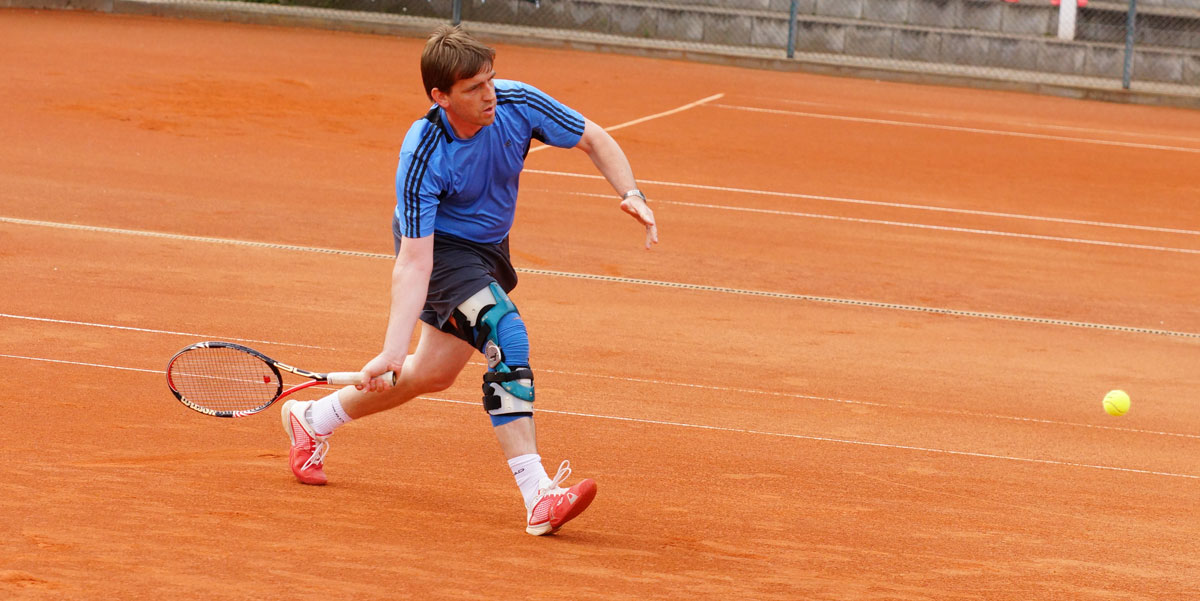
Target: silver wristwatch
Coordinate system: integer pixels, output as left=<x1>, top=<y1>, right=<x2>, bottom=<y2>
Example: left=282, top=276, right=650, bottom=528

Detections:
left=622, top=189, right=646, bottom=201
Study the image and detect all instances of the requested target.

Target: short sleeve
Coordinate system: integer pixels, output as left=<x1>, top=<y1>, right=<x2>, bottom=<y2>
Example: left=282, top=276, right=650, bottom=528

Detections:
left=395, top=120, right=446, bottom=239
left=504, top=81, right=586, bottom=149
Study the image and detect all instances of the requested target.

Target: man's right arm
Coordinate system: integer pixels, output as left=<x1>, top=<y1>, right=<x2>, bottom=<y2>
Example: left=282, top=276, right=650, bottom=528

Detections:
left=359, top=235, right=434, bottom=391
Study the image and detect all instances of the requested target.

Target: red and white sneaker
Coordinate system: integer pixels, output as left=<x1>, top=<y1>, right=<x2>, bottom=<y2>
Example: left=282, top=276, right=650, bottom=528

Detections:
left=281, top=399, right=329, bottom=485
left=526, top=460, right=597, bottom=536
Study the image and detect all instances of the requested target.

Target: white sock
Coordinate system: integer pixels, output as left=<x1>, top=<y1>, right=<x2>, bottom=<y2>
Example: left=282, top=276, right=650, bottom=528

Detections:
left=508, top=453, right=548, bottom=509
left=306, top=391, right=352, bottom=436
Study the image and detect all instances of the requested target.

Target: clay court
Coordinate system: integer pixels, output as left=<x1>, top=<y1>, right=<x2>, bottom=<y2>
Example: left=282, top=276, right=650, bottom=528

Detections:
left=3, top=8, right=1200, bottom=600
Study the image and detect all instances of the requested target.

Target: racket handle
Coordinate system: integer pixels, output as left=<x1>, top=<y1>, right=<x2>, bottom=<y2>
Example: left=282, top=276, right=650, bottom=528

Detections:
left=326, top=371, right=397, bottom=386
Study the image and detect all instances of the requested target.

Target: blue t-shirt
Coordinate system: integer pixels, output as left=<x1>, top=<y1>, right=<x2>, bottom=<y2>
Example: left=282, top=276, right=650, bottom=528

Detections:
left=394, top=80, right=586, bottom=244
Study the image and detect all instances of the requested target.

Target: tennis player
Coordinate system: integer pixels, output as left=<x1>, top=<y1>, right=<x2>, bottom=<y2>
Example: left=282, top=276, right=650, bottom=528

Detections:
left=280, top=25, right=657, bottom=536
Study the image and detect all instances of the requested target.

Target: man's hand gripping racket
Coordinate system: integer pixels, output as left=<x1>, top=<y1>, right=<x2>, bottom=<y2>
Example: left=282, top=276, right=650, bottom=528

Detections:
left=166, top=341, right=395, bottom=418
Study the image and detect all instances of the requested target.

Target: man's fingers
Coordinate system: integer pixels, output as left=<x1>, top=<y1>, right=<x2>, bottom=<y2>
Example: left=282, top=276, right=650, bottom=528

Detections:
left=638, top=203, right=654, bottom=220
left=645, top=224, right=658, bottom=249
left=357, top=357, right=402, bottom=391
left=619, top=198, right=657, bottom=248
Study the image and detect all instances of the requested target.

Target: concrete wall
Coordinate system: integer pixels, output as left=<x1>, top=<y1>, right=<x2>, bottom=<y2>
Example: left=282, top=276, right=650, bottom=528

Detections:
left=445, top=0, right=1199, bottom=84
left=6, top=0, right=1198, bottom=102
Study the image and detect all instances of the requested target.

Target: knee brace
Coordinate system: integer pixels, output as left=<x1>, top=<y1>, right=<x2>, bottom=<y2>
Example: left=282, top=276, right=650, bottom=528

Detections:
left=456, top=283, right=534, bottom=417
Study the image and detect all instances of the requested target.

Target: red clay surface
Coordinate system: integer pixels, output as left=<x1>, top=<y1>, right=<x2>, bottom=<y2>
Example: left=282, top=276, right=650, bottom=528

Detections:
left=3, top=9, right=1200, bottom=600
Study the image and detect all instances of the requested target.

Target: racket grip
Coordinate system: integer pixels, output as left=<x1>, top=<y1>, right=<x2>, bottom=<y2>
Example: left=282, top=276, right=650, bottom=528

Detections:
left=326, top=371, right=397, bottom=386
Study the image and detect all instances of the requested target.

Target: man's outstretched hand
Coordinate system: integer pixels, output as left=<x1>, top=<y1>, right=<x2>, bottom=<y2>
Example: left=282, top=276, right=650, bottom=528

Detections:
left=620, top=195, right=658, bottom=250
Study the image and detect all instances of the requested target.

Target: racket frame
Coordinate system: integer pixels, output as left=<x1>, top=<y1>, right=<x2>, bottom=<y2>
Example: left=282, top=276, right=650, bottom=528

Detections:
left=166, top=341, right=390, bottom=418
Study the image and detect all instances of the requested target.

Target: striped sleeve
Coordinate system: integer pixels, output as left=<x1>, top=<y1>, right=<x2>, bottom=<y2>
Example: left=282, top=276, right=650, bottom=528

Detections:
left=496, top=81, right=586, bottom=149
left=394, top=118, right=445, bottom=239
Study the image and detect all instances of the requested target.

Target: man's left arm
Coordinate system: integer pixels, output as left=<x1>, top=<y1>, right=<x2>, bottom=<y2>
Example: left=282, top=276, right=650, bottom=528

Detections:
left=574, top=119, right=658, bottom=250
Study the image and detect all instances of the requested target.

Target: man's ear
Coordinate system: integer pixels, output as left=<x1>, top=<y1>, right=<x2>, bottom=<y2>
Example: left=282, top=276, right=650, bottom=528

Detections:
left=431, top=88, right=450, bottom=109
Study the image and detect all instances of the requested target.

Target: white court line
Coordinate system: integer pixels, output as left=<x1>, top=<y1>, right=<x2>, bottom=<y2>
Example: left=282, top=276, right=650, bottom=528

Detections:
left=770, top=98, right=1200, bottom=146
left=524, top=405, right=1200, bottom=482
left=4, top=312, right=1192, bottom=441
left=603, top=93, right=725, bottom=133
left=711, top=103, right=1200, bottom=155
left=1, top=354, right=164, bottom=376
left=492, top=362, right=1200, bottom=441
left=522, top=170, right=1200, bottom=237
left=5, top=218, right=1200, bottom=339
left=527, top=93, right=724, bottom=154
left=1, top=314, right=1195, bottom=442
left=529, top=189, right=1200, bottom=255
left=3, top=352, right=1196, bottom=481
left=0, top=313, right=333, bottom=350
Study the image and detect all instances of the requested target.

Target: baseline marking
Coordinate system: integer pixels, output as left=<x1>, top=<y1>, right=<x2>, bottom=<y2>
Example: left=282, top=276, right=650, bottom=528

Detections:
left=514, top=268, right=1200, bottom=340
left=712, top=103, right=1200, bottom=155
left=1, top=322, right=1196, bottom=441
left=771, top=98, right=1200, bottom=145
left=533, top=189, right=1200, bottom=255
left=527, top=405, right=1200, bottom=481
left=521, top=171, right=1200, bottom=237
left=4, top=353, right=1195, bottom=481
left=525, top=364, right=1200, bottom=441
left=0, top=313, right=333, bottom=349
left=5, top=217, right=1199, bottom=340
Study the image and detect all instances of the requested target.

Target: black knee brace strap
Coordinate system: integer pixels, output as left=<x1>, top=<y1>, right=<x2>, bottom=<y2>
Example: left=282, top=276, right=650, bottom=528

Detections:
left=482, top=367, right=535, bottom=415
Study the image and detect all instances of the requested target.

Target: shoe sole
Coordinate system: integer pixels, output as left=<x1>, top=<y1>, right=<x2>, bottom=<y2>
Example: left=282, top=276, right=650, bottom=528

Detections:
left=526, top=522, right=553, bottom=536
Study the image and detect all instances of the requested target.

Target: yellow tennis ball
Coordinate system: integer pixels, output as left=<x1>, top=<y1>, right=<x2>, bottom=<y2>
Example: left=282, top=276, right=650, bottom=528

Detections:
left=1103, top=389, right=1130, bottom=416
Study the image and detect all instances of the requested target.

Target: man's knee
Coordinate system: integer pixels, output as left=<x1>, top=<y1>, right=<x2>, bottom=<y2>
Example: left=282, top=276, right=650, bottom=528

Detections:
left=402, top=351, right=466, bottom=393
left=455, top=283, right=535, bottom=419
left=417, top=367, right=459, bottom=393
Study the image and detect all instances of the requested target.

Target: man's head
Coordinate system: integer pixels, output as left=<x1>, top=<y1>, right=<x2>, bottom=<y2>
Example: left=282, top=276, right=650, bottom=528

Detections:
left=422, top=25, right=498, bottom=137
left=421, top=25, right=495, bottom=102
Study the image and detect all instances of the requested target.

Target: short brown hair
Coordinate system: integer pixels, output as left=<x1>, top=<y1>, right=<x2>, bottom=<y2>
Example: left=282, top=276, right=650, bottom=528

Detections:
left=421, top=25, right=496, bottom=101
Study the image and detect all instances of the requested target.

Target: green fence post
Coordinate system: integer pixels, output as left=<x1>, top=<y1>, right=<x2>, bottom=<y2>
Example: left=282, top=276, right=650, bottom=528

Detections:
left=453, top=0, right=462, bottom=26
left=1122, top=0, right=1137, bottom=89
left=787, top=0, right=798, bottom=58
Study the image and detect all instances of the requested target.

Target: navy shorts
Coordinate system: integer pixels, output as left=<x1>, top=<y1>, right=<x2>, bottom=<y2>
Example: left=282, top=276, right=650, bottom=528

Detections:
left=396, top=232, right=518, bottom=346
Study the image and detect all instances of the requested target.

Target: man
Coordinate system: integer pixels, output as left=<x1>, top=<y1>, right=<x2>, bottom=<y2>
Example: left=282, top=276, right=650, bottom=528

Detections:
left=280, top=25, right=657, bottom=536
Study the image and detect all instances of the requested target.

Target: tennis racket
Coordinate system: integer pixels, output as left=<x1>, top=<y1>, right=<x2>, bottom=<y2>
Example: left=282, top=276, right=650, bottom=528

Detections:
left=166, top=341, right=395, bottom=418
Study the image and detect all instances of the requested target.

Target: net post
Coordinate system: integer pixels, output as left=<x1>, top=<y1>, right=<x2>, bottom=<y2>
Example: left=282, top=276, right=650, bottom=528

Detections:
left=452, top=0, right=462, bottom=26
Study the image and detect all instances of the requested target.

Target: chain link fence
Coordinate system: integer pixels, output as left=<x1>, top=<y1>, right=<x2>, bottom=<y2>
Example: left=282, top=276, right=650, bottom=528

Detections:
left=19, top=0, right=1190, bottom=101
left=235, top=0, right=1199, bottom=95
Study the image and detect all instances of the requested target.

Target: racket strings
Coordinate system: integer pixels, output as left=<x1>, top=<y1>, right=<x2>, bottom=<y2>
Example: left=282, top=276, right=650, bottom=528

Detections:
left=168, top=347, right=281, bottom=411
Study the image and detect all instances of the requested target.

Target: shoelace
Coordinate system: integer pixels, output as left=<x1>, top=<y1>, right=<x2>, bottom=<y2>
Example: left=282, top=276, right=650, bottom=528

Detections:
left=545, top=460, right=571, bottom=493
left=528, top=460, right=573, bottom=522
left=302, top=438, right=329, bottom=470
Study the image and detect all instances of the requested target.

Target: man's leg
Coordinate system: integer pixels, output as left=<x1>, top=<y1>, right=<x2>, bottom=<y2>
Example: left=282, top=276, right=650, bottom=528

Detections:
left=492, top=414, right=537, bottom=459
left=282, top=322, right=474, bottom=485
left=339, top=322, right=475, bottom=419
left=457, top=283, right=597, bottom=535
left=514, top=428, right=597, bottom=535
left=493, top=412, right=596, bottom=536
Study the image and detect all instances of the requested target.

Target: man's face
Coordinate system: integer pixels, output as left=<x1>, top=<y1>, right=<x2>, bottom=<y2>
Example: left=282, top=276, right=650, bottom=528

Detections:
left=435, top=66, right=496, bottom=135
